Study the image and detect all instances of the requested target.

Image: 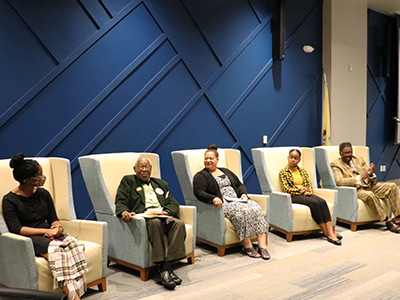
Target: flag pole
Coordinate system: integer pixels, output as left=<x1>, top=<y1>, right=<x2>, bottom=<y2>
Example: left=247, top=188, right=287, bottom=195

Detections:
left=322, top=73, right=331, bottom=145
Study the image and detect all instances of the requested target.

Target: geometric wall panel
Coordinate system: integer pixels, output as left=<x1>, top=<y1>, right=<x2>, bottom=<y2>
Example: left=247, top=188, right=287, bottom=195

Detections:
left=0, top=0, right=324, bottom=219
left=9, top=0, right=97, bottom=62
left=367, top=10, right=400, bottom=182
left=183, top=0, right=261, bottom=63
left=154, top=96, right=238, bottom=203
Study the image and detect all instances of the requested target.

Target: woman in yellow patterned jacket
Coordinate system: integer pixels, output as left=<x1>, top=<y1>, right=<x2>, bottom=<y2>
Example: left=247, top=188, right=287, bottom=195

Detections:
left=278, top=149, right=342, bottom=245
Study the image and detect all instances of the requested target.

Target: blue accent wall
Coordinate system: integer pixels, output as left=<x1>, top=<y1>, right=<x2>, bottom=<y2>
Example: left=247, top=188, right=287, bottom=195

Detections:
left=367, top=10, right=400, bottom=182
left=0, top=0, right=323, bottom=219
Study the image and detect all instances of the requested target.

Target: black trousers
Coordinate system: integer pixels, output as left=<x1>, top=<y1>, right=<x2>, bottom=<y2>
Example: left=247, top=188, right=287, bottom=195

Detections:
left=291, top=194, right=331, bottom=225
left=145, top=217, right=186, bottom=263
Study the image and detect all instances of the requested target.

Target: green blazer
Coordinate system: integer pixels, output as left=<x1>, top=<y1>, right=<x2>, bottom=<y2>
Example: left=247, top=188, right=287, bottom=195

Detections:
left=115, top=175, right=180, bottom=217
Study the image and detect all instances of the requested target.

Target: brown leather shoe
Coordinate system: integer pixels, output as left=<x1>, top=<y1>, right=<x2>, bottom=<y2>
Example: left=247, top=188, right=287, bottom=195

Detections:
left=386, top=220, right=400, bottom=233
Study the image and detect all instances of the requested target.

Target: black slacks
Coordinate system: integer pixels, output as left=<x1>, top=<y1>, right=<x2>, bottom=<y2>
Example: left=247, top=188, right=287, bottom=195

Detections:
left=291, top=194, right=331, bottom=224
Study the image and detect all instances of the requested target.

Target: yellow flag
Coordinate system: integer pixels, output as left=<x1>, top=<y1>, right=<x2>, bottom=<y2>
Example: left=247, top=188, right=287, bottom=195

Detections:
left=322, top=73, right=331, bottom=145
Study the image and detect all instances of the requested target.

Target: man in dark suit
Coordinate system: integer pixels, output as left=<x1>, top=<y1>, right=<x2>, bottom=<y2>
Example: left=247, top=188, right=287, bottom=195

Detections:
left=115, top=157, right=186, bottom=290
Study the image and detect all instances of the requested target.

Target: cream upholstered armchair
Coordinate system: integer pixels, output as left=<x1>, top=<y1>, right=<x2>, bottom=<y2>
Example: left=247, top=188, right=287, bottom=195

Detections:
left=252, top=147, right=337, bottom=242
left=78, top=152, right=196, bottom=281
left=314, top=146, right=391, bottom=231
left=171, top=148, right=268, bottom=256
left=0, top=157, right=107, bottom=293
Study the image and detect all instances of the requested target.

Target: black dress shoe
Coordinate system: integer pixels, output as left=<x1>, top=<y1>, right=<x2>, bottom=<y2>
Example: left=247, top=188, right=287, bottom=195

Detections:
left=327, top=237, right=342, bottom=246
left=323, top=233, right=342, bottom=240
left=156, top=270, right=176, bottom=290
left=169, top=270, right=182, bottom=285
left=386, top=220, right=400, bottom=233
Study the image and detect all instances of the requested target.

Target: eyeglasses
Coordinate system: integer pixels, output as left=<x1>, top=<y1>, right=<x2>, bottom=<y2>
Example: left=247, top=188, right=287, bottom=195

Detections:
left=341, top=151, right=353, bottom=155
left=136, top=165, right=152, bottom=170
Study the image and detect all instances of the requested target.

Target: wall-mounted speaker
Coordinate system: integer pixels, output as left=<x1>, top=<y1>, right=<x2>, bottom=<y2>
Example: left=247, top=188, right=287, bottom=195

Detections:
left=272, top=0, right=285, bottom=60
left=381, top=23, right=392, bottom=78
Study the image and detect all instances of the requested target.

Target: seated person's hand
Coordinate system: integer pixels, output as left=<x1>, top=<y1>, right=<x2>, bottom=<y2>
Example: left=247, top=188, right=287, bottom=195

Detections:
left=299, top=187, right=308, bottom=194
left=44, top=227, right=60, bottom=238
left=360, top=170, right=369, bottom=179
left=51, top=225, right=63, bottom=236
left=240, top=194, right=248, bottom=200
left=160, top=210, right=169, bottom=216
left=213, top=197, right=223, bottom=208
left=368, top=163, right=375, bottom=175
left=121, top=210, right=135, bottom=222
left=361, top=163, right=375, bottom=180
left=304, top=192, right=312, bottom=196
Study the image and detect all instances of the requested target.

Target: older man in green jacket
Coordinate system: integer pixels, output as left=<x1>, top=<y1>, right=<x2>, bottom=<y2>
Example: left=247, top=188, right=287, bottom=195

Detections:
left=115, top=157, right=186, bottom=290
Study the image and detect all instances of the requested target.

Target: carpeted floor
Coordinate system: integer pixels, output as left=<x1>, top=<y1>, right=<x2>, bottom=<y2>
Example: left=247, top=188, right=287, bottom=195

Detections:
left=83, top=222, right=400, bottom=300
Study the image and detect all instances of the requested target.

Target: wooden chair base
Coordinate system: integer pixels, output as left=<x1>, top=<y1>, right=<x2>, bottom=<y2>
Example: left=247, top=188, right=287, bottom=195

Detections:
left=337, top=218, right=379, bottom=232
left=196, top=237, right=240, bottom=256
left=269, top=225, right=322, bottom=242
left=87, top=277, right=107, bottom=292
left=196, top=236, right=268, bottom=256
left=108, top=252, right=195, bottom=281
left=186, top=252, right=195, bottom=264
left=108, top=257, right=152, bottom=281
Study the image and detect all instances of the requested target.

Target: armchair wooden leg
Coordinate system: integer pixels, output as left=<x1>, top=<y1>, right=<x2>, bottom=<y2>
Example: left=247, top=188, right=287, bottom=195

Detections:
left=187, top=252, right=195, bottom=264
left=87, top=277, right=107, bottom=292
left=140, top=269, right=150, bottom=281
left=351, top=224, right=357, bottom=232
left=97, top=278, right=107, bottom=292
left=108, top=257, right=152, bottom=282
left=217, top=246, right=226, bottom=257
left=286, top=233, right=293, bottom=242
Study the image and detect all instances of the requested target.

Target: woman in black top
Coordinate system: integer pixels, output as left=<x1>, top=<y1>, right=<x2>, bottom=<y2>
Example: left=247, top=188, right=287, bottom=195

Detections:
left=193, top=145, right=270, bottom=260
left=2, top=153, right=82, bottom=300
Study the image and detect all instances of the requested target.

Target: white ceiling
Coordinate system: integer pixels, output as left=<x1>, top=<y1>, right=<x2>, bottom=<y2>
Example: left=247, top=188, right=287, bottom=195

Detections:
left=367, top=0, right=400, bottom=16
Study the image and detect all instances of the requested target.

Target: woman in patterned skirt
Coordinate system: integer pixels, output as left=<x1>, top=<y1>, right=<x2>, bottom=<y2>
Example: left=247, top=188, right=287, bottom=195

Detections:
left=193, top=144, right=270, bottom=259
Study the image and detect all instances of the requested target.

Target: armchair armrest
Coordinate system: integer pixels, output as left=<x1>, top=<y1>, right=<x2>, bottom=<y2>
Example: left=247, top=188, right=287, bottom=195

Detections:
left=268, top=192, right=294, bottom=232
left=0, top=233, right=38, bottom=290
left=332, top=186, right=359, bottom=222
left=62, top=220, right=108, bottom=278
left=314, top=188, right=337, bottom=206
left=314, top=188, right=338, bottom=225
left=178, top=205, right=197, bottom=256
left=178, top=205, right=196, bottom=226
left=103, top=215, right=151, bottom=268
left=248, top=194, right=268, bottom=213
left=190, top=199, right=226, bottom=245
left=62, top=220, right=107, bottom=245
